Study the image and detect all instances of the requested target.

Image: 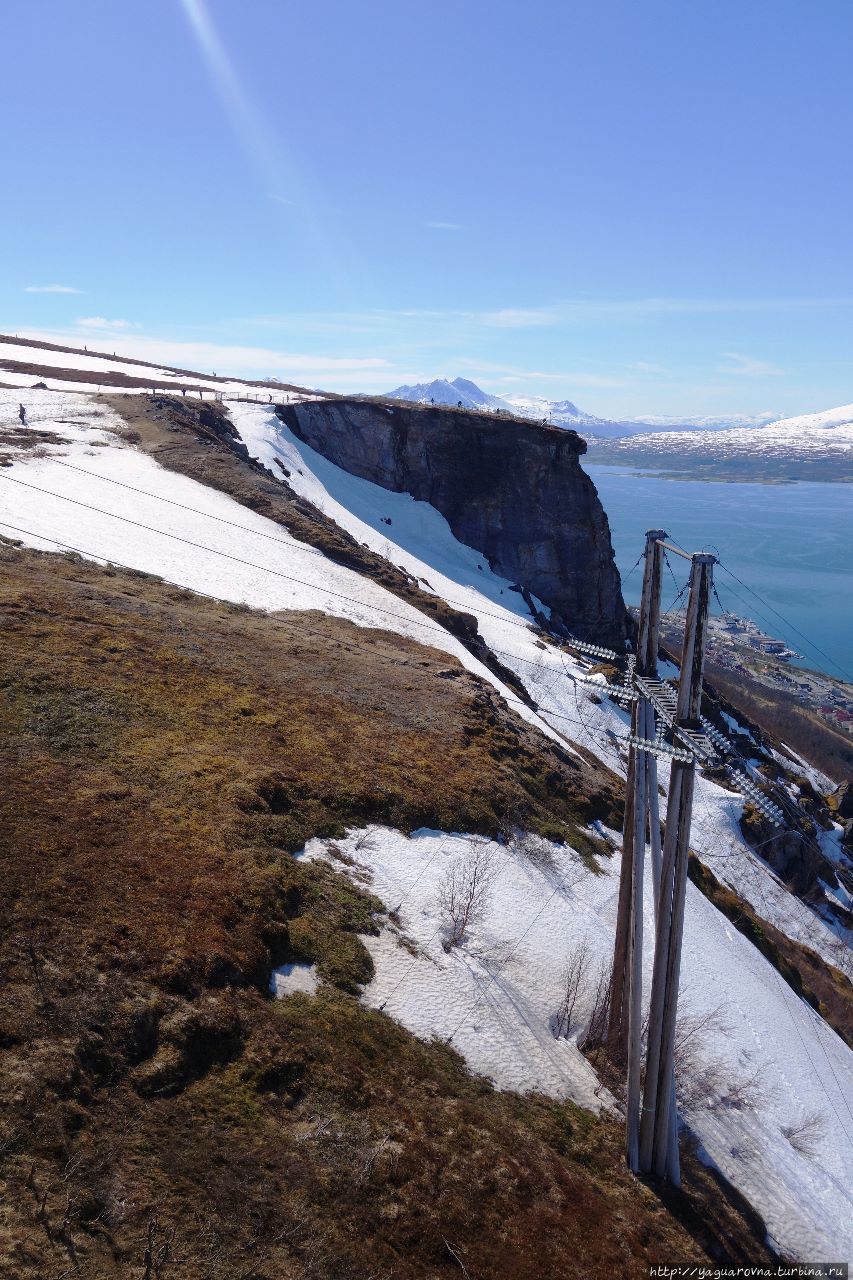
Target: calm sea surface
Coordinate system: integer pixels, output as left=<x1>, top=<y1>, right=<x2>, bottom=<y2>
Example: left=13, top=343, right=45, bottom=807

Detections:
left=584, top=466, right=853, bottom=682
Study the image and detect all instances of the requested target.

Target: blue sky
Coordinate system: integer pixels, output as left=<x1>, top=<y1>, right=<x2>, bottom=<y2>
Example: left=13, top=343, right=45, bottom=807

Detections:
left=2, top=0, right=851, bottom=417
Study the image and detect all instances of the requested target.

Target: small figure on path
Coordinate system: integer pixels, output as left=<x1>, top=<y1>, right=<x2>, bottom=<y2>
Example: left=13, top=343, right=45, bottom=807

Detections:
left=18, top=403, right=27, bottom=426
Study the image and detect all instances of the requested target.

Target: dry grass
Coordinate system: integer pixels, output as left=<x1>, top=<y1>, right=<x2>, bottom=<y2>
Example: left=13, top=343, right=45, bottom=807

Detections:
left=106, top=392, right=536, bottom=704
left=0, top=544, right=777, bottom=1277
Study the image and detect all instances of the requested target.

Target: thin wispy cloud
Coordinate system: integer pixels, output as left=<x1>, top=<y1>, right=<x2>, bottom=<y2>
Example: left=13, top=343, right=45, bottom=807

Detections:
left=25, top=284, right=82, bottom=294
left=222, top=295, right=853, bottom=341
left=425, top=221, right=462, bottom=231
left=451, top=357, right=623, bottom=389
left=478, top=308, right=556, bottom=329
left=547, top=295, right=853, bottom=323
left=630, top=360, right=669, bottom=374
left=718, top=351, right=784, bottom=377
left=76, top=316, right=138, bottom=331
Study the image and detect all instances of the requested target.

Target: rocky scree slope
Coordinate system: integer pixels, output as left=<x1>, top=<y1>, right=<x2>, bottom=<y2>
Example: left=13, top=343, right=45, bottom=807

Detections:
left=276, top=397, right=628, bottom=647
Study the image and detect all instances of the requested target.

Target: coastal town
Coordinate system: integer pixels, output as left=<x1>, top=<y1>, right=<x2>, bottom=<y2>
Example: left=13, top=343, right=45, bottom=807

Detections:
left=658, top=609, right=853, bottom=737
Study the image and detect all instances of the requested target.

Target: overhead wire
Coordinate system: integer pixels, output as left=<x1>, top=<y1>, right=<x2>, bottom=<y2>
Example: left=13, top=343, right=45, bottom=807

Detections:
left=0, top=466, right=641, bottom=1057
left=30, top=457, right=612, bottom=643
left=0, top=511, right=633, bottom=756
left=0, top=461, right=628, bottom=663
left=8, top=389, right=847, bottom=901
left=10, top=458, right=816, bottom=852
left=4, top=456, right=849, bottom=1147
left=5, top=418, right=847, bottom=926
left=704, top=789, right=853, bottom=1141
left=663, top=530, right=850, bottom=682
left=716, top=559, right=851, bottom=684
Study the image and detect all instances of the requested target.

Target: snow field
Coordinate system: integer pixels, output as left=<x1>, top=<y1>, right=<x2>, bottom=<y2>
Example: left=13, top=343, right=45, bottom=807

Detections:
left=0, top=391, right=557, bottom=745
left=1, top=339, right=316, bottom=401
left=300, top=824, right=853, bottom=1263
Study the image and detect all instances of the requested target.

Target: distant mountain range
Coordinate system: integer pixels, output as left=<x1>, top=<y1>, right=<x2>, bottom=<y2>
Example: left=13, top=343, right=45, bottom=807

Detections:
left=585, top=402, right=853, bottom=482
left=384, top=377, right=777, bottom=439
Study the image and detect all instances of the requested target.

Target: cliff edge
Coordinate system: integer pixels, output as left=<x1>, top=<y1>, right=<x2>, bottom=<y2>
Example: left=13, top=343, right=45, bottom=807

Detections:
left=276, top=398, right=628, bottom=646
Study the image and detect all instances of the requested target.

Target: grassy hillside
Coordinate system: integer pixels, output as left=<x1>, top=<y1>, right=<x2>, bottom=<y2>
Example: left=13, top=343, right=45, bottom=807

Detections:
left=0, top=542, right=774, bottom=1278
left=106, top=392, right=534, bottom=702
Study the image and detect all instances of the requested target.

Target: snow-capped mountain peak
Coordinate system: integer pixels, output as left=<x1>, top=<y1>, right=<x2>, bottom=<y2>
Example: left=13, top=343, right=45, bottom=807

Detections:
left=383, top=376, right=784, bottom=439
left=763, top=401, right=853, bottom=434
left=385, top=376, right=510, bottom=411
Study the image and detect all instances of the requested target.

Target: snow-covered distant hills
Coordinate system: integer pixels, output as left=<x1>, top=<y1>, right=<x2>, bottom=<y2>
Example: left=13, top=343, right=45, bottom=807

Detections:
left=623, top=411, right=778, bottom=430
left=504, top=393, right=777, bottom=436
left=384, top=375, right=852, bottom=478
left=761, top=402, right=853, bottom=434
left=587, top=402, right=853, bottom=482
left=385, top=376, right=779, bottom=439
left=502, top=392, right=610, bottom=428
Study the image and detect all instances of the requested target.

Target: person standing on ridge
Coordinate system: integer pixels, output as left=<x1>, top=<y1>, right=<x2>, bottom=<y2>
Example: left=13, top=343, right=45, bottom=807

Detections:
left=18, top=403, right=27, bottom=426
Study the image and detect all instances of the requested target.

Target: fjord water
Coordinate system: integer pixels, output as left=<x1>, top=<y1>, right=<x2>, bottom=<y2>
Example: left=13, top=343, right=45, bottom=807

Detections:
left=585, top=466, right=853, bottom=681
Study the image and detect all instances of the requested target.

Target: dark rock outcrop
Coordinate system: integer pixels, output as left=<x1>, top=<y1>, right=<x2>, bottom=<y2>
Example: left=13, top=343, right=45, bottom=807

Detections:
left=276, top=399, right=628, bottom=646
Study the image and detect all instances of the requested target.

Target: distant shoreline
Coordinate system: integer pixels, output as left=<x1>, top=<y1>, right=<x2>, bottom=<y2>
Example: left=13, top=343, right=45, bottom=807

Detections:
left=584, top=457, right=852, bottom=485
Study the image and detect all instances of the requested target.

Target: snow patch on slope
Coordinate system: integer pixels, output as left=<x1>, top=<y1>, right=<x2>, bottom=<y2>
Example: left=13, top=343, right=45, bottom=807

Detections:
left=304, top=825, right=853, bottom=1264
left=0, top=337, right=314, bottom=401
left=0, top=390, right=560, bottom=748
left=3, top=389, right=849, bottom=1259
left=232, top=403, right=848, bottom=968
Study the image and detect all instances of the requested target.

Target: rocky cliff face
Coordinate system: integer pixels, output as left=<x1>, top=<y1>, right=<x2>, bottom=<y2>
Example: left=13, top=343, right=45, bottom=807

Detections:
left=276, top=398, right=628, bottom=645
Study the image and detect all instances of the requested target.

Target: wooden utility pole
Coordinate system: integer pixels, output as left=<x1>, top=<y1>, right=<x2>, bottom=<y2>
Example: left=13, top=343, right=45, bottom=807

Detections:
left=639, top=551, right=715, bottom=1184
left=607, top=529, right=666, bottom=1171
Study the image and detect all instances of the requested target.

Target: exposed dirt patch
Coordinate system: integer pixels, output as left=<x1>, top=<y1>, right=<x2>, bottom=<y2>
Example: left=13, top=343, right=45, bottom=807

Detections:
left=0, top=425, right=70, bottom=464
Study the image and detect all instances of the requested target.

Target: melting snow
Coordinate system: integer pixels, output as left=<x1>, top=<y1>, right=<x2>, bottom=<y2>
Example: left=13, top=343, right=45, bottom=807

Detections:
left=2, top=389, right=850, bottom=1260
left=0, top=338, right=312, bottom=402
left=0, top=391, right=539, bottom=724
left=269, top=962, right=318, bottom=998
left=305, top=825, right=853, bottom=1264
